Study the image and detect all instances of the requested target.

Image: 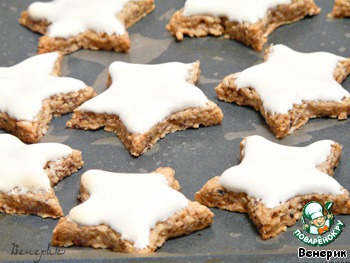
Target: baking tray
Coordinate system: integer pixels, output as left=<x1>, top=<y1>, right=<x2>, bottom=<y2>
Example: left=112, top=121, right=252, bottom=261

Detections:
left=0, top=0, right=349, bottom=262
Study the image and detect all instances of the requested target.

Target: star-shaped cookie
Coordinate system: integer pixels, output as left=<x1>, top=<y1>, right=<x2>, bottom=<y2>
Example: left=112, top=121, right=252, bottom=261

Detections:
left=0, top=134, right=84, bottom=218
left=195, top=135, right=350, bottom=240
left=67, top=61, right=223, bottom=156
left=52, top=167, right=214, bottom=253
left=167, top=0, right=320, bottom=51
left=216, top=44, right=350, bottom=138
left=0, top=52, right=95, bottom=143
left=19, top=0, right=155, bottom=54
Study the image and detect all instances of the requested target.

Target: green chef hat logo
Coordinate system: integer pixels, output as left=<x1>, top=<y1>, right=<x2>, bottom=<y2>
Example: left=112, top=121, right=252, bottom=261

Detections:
left=301, top=201, right=334, bottom=236
left=304, top=202, right=324, bottom=220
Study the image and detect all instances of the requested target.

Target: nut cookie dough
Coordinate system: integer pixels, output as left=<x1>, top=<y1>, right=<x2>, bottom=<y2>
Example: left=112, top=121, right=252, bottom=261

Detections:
left=67, top=61, right=223, bottom=157
left=0, top=134, right=84, bottom=218
left=166, top=0, right=320, bottom=51
left=0, top=52, right=96, bottom=143
left=52, top=167, right=214, bottom=253
left=216, top=44, right=350, bottom=138
left=19, top=0, right=155, bottom=54
left=195, top=135, right=350, bottom=240
left=329, top=0, right=350, bottom=18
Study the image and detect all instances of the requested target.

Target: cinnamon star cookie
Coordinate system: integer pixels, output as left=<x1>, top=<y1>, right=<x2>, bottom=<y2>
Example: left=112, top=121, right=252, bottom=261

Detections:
left=167, top=0, right=320, bottom=51
left=0, top=134, right=83, bottom=218
left=52, top=167, right=213, bottom=252
left=67, top=61, right=223, bottom=156
left=216, top=44, right=350, bottom=138
left=195, top=135, right=350, bottom=240
left=0, top=52, right=95, bottom=143
left=19, top=0, right=155, bottom=54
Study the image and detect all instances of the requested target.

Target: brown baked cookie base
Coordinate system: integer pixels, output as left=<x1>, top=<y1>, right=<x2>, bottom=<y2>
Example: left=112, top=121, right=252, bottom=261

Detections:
left=195, top=141, right=350, bottom=240
left=67, top=61, right=223, bottom=156
left=52, top=167, right=214, bottom=253
left=0, top=53, right=96, bottom=143
left=166, top=0, right=320, bottom=51
left=329, top=0, right=350, bottom=18
left=19, top=0, right=155, bottom=54
left=0, top=150, right=84, bottom=218
left=67, top=101, right=222, bottom=157
left=215, top=47, right=350, bottom=138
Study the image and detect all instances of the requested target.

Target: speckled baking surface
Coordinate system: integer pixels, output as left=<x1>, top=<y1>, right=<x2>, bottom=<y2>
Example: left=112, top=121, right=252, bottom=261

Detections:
left=0, top=0, right=349, bottom=262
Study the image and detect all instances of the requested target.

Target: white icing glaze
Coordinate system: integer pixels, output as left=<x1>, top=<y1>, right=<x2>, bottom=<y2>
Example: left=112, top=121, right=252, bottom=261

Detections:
left=28, top=0, right=130, bottom=38
left=235, top=44, right=349, bottom=114
left=219, top=135, right=343, bottom=208
left=68, top=170, right=188, bottom=249
left=0, top=134, right=73, bottom=194
left=79, top=61, right=208, bottom=134
left=183, top=0, right=291, bottom=23
left=0, top=52, right=86, bottom=121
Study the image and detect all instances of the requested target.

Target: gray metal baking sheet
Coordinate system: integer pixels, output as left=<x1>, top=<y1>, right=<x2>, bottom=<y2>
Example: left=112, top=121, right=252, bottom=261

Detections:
left=0, top=0, right=349, bottom=262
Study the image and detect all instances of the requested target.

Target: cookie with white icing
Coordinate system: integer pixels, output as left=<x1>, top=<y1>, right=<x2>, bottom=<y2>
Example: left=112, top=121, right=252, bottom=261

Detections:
left=19, top=0, right=155, bottom=55
left=195, top=135, right=350, bottom=240
left=216, top=44, right=350, bottom=138
left=52, top=167, right=214, bottom=253
left=0, top=52, right=95, bottom=143
left=166, top=0, right=320, bottom=51
left=67, top=61, right=223, bottom=156
left=329, top=0, right=350, bottom=18
left=0, top=134, right=83, bottom=218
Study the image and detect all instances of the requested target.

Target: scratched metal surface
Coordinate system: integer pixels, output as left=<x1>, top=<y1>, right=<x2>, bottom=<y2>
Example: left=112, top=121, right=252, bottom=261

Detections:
left=0, top=0, right=349, bottom=262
